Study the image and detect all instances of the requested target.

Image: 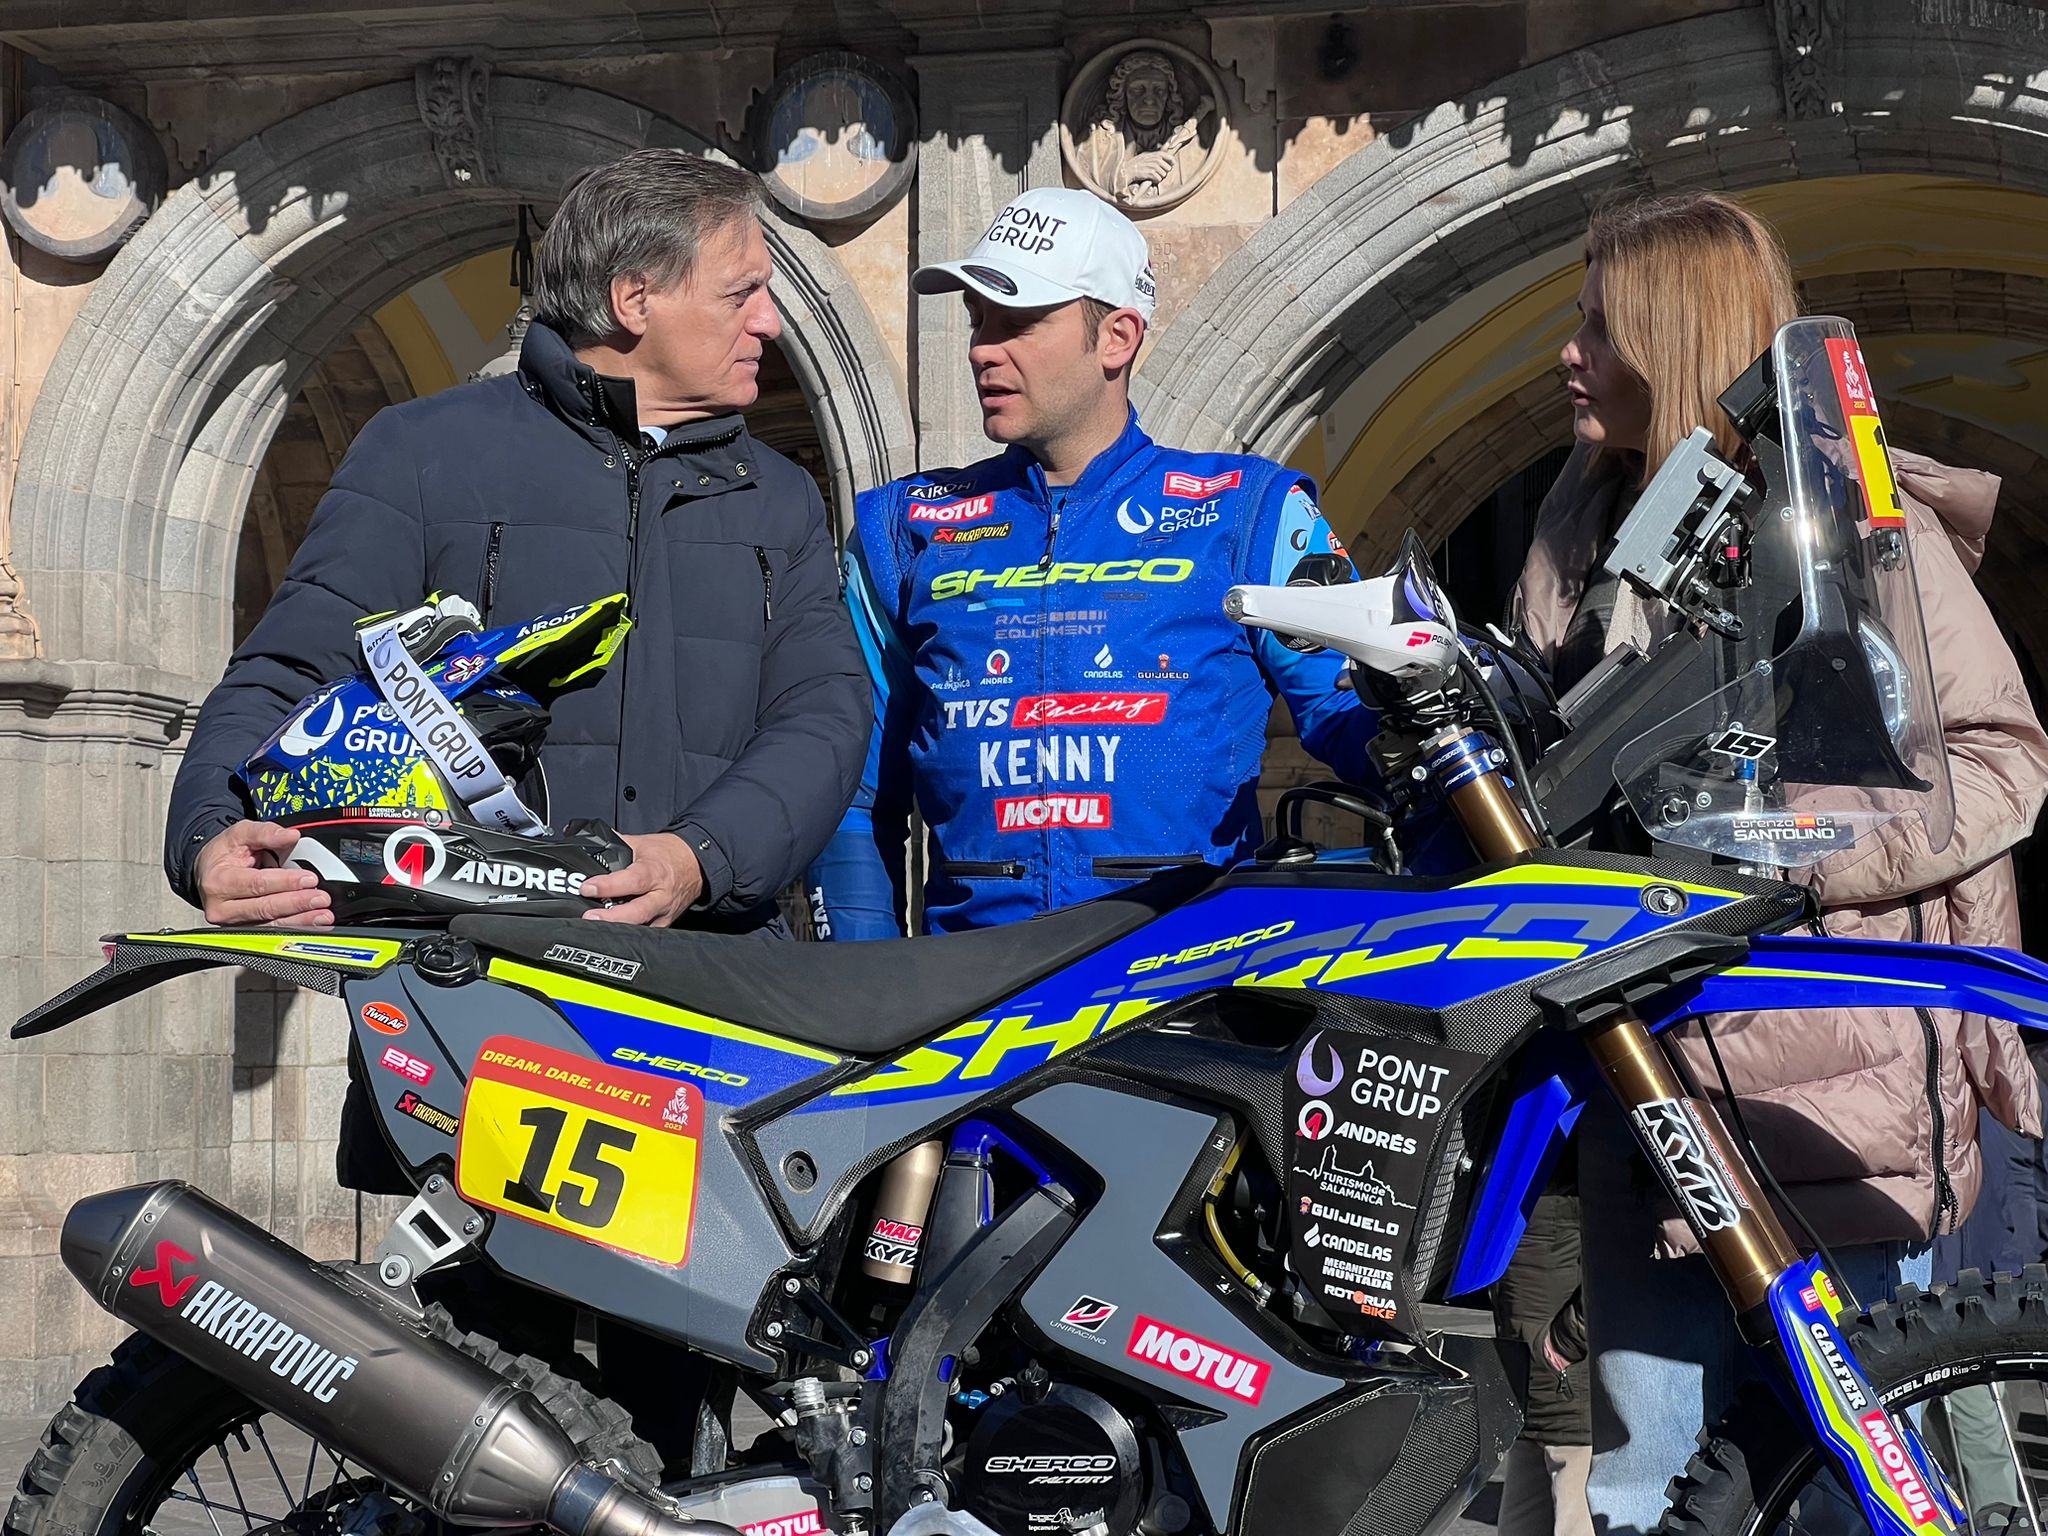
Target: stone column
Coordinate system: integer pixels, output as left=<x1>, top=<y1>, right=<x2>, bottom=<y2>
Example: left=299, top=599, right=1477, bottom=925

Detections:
left=909, top=49, right=1067, bottom=472
left=0, top=51, right=42, bottom=660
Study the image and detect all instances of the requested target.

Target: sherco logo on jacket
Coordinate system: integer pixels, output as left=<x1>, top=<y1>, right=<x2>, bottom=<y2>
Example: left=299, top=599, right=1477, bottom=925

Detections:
left=826, top=411, right=1371, bottom=936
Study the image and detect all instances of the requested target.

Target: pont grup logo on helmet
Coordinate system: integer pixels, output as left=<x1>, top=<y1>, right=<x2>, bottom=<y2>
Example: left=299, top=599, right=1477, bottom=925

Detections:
left=279, top=691, right=346, bottom=758
left=360, top=625, right=491, bottom=787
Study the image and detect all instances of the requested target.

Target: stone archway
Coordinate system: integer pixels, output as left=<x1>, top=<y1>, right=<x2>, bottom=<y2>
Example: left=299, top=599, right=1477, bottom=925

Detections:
left=1137, top=0, right=2048, bottom=465
left=11, top=69, right=912, bottom=686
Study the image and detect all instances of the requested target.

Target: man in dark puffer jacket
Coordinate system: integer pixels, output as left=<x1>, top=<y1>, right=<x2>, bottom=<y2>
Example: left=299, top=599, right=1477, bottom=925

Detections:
left=162, top=150, right=870, bottom=1468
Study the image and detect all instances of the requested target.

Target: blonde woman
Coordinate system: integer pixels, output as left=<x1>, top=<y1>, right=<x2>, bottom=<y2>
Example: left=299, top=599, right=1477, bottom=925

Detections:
left=1512, top=190, right=2048, bottom=1533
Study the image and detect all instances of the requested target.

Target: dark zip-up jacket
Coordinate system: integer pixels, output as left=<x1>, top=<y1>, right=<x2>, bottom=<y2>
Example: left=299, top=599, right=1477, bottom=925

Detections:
left=166, top=321, right=870, bottom=929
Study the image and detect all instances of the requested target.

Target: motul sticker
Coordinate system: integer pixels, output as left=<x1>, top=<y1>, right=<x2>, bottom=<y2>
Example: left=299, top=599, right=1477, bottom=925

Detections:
left=908, top=494, right=996, bottom=525
left=378, top=1044, right=433, bottom=1085
left=360, top=1001, right=408, bottom=1036
left=996, top=793, right=1111, bottom=830
left=740, top=1514, right=825, bottom=1536
left=1860, top=1411, right=1940, bottom=1526
left=1161, top=469, right=1241, bottom=498
left=1825, top=338, right=1905, bottom=528
left=1124, top=1314, right=1267, bottom=1403
left=1013, top=693, right=1167, bottom=727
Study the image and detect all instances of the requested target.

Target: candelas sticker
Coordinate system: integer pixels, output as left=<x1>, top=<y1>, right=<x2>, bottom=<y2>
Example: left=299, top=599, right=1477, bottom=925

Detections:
left=1825, top=339, right=1905, bottom=529
left=457, top=1035, right=703, bottom=1267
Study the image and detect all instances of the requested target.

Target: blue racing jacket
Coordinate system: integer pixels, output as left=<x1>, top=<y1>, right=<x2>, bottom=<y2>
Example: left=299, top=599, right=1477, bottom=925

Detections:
left=809, top=411, right=1374, bottom=936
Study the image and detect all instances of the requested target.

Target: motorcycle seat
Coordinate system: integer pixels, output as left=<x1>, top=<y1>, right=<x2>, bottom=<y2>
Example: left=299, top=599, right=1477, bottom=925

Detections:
left=451, top=864, right=1219, bottom=1059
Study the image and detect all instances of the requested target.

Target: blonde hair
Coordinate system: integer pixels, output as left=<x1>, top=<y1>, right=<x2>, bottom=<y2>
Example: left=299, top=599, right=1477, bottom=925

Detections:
left=1585, top=190, right=1799, bottom=475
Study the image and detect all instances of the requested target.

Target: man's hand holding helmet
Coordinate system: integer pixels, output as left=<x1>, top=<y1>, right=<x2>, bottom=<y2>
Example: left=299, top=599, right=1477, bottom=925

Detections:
left=193, top=820, right=332, bottom=928
left=580, top=831, right=704, bottom=926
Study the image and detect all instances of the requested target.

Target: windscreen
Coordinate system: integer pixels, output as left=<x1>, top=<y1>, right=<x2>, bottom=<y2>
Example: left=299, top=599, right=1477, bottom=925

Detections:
left=1611, top=317, right=1954, bottom=871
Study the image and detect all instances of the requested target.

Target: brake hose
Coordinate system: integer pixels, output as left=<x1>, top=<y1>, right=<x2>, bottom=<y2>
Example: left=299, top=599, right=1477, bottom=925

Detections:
left=1203, top=1140, right=1274, bottom=1306
left=1458, top=651, right=1556, bottom=846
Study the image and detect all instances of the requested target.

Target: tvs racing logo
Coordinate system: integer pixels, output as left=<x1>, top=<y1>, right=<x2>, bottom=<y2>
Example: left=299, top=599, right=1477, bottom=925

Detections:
left=1013, top=693, right=1167, bottom=727
left=908, top=495, right=996, bottom=525
left=130, top=1240, right=201, bottom=1307
left=1125, top=1315, right=1268, bottom=1403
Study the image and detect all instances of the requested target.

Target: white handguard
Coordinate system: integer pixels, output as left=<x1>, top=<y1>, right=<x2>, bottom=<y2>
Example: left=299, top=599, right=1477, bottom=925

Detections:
left=1224, top=573, right=1461, bottom=695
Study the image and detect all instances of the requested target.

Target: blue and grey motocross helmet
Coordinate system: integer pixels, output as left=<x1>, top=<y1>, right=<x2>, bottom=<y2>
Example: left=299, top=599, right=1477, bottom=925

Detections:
left=237, top=592, right=634, bottom=922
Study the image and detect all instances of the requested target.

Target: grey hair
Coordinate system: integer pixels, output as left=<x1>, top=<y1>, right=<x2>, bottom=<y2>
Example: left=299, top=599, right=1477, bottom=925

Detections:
left=531, top=149, right=764, bottom=347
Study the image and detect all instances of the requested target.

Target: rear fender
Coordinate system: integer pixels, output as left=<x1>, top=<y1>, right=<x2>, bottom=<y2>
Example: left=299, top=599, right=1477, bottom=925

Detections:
left=13, top=930, right=408, bottom=1038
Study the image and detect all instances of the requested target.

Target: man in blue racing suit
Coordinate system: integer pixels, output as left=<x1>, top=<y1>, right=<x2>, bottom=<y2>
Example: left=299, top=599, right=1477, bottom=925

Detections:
left=809, top=188, right=1373, bottom=937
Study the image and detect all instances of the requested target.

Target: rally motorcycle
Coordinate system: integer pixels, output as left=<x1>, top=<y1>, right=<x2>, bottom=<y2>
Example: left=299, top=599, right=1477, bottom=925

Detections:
left=16, top=316, right=2048, bottom=1536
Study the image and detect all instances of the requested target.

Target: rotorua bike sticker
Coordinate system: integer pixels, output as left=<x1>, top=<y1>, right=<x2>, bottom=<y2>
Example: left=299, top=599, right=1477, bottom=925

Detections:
left=456, top=1035, right=703, bottom=1267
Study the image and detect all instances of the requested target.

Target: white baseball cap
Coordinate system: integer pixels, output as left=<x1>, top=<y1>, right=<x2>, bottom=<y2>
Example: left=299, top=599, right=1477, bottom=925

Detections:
left=914, top=187, right=1158, bottom=321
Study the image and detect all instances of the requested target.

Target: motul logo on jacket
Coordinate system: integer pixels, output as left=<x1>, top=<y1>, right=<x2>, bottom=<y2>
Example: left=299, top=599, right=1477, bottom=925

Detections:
left=908, top=495, right=996, bottom=525
left=1860, top=1411, right=1938, bottom=1524
left=1125, top=1315, right=1267, bottom=1403
left=1162, top=470, right=1241, bottom=498
left=1014, top=693, right=1168, bottom=727
left=997, top=793, right=1111, bottom=830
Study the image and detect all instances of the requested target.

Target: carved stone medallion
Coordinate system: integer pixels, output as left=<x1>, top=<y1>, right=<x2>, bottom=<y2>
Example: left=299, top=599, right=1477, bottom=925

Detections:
left=1060, top=39, right=1226, bottom=215
left=755, top=51, right=917, bottom=226
left=0, top=95, right=165, bottom=262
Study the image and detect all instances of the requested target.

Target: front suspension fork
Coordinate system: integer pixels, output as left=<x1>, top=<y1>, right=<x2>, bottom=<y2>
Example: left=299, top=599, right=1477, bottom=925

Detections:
left=1582, top=1012, right=1964, bottom=1536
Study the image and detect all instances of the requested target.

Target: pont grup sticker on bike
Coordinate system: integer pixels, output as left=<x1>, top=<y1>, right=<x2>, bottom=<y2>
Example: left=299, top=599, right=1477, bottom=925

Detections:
left=1283, top=1027, right=1482, bottom=1335
left=456, top=1035, right=703, bottom=1267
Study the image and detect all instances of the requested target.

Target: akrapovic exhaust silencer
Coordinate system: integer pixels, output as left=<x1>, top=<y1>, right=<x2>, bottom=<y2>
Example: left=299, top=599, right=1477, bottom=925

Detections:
left=63, top=1181, right=737, bottom=1536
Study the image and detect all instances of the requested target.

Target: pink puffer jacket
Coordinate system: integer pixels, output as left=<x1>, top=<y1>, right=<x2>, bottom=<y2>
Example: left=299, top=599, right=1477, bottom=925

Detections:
left=1516, top=444, right=2048, bottom=1249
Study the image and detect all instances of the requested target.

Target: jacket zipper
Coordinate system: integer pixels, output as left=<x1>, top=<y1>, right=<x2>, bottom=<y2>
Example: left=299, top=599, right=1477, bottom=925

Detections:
left=753, top=546, right=775, bottom=623
left=610, top=427, right=645, bottom=808
left=481, top=522, right=504, bottom=621
left=940, top=860, right=1027, bottom=879
left=1907, top=900, right=1960, bottom=1233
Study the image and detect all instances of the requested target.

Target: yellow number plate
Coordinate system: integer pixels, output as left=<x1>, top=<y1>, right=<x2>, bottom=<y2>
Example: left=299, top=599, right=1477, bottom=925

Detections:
left=456, top=1036, right=703, bottom=1267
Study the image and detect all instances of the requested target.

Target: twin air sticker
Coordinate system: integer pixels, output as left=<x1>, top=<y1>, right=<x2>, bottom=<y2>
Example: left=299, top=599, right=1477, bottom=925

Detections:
left=1825, top=339, right=1906, bottom=530
left=456, top=1036, right=703, bottom=1267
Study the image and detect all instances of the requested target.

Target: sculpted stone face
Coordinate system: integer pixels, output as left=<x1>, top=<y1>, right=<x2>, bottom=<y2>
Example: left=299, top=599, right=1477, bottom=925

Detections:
left=1124, top=68, right=1171, bottom=128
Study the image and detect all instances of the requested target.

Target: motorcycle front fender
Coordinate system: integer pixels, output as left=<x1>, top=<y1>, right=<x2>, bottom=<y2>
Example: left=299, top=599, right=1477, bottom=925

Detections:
left=1642, top=933, right=2048, bottom=1035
